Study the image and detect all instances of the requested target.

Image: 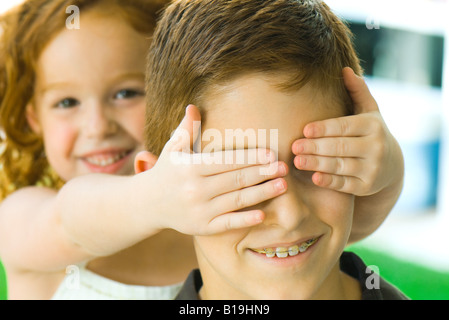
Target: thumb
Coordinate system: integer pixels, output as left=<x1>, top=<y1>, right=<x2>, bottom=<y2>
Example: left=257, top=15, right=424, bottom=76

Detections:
left=164, top=104, right=202, bottom=153
left=343, top=67, right=379, bottom=114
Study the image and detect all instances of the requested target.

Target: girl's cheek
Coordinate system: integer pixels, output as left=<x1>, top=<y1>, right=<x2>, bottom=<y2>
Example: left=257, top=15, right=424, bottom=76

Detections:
left=126, top=107, right=146, bottom=143
left=43, top=121, right=78, bottom=160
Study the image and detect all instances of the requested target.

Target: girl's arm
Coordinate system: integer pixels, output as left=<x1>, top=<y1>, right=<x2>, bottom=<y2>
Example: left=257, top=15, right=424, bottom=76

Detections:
left=0, top=185, right=94, bottom=272
left=0, top=175, right=150, bottom=272
left=0, top=106, right=286, bottom=273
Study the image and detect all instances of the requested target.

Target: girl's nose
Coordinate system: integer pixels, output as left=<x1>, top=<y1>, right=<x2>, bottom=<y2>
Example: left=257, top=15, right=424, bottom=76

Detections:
left=84, top=102, right=118, bottom=139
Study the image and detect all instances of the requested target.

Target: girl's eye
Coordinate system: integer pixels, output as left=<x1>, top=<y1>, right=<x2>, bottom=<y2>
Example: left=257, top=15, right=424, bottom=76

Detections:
left=114, top=89, right=143, bottom=100
left=55, top=98, right=80, bottom=109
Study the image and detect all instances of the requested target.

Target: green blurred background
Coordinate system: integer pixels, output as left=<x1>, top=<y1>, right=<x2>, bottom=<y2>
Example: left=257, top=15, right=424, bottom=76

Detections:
left=347, top=244, right=449, bottom=300
left=1, top=259, right=6, bottom=300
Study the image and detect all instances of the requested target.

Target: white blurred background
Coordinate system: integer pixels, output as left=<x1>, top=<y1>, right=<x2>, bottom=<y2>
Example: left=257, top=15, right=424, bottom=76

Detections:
left=326, top=0, right=449, bottom=272
left=0, top=0, right=24, bottom=14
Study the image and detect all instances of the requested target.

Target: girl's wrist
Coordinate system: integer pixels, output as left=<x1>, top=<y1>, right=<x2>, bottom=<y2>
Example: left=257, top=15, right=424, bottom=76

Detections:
left=128, top=171, right=166, bottom=237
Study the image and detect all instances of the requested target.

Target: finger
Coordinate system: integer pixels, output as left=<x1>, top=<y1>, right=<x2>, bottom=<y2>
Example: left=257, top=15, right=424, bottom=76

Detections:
left=312, top=172, right=364, bottom=194
left=294, top=155, right=363, bottom=177
left=198, top=148, right=277, bottom=175
left=342, top=67, right=379, bottom=114
left=209, top=177, right=287, bottom=214
left=206, top=210, right=265, bottom=234
left=205, top=161, right=288, bottom=197
left=163, top=104, right=202, bottom=153
left=301, top=115, right=373, bottom=139
left=292, top=137, right=368, bottom=158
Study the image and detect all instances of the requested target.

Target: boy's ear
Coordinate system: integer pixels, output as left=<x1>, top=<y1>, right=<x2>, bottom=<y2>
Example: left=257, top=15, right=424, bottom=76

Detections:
left=134, top=151, right=158, bottom=173
left=25, top=103, right=42, bottom=134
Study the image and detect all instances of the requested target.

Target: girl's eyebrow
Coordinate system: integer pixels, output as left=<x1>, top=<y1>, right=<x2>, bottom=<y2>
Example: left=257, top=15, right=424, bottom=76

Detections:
left=39, top=73, right=146, bottom=94
left=109, top=72, right=145, bottom=82
left=103, top=72, right=146, bottom=87
left=39, top=82, right=73, bottom=95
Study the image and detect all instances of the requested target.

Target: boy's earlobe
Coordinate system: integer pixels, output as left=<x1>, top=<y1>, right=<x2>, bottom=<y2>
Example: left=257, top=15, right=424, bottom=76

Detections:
left=134, top=151, right=158, bottom=173
left=25, top=104, right=42, bottom=134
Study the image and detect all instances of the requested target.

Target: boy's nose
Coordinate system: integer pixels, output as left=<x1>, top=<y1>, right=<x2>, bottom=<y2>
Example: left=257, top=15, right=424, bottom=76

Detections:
left=83, top=102, right=118, bottom=139
left=263, top=176, right=309, bottom=231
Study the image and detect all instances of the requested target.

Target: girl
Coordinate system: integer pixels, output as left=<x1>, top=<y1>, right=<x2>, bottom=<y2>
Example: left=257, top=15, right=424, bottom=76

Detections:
left=0, top=0, right=288, bottom=299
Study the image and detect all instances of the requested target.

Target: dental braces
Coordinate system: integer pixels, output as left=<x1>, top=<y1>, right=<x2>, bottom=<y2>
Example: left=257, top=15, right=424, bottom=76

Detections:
left=252, top=237, right=318, bottom=255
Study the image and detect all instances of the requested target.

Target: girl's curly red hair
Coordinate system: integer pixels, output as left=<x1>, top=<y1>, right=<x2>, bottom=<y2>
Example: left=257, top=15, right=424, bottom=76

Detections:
left=0, top=0, right=168, bottom=200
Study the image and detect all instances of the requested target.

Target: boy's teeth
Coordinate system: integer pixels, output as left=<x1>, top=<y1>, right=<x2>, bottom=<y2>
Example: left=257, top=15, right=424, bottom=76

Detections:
left=253, top=238, right=318, bottom=258
left=265, top=248, right=276, bottom=258
left=288, top=245, right=299, bottom=256
left=276, top=247, right=289, bottom=258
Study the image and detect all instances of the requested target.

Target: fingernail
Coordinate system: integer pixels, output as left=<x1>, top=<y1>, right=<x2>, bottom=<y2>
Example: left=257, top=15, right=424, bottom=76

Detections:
left=254, top=211, right=264, bottom=223
left=278, top=162, right=287, bottom=176
left=275, top=179, right=286, bottom=192
left=312, top=172, right=322, bottom=185
left=295, top=142, right=304, bottom=154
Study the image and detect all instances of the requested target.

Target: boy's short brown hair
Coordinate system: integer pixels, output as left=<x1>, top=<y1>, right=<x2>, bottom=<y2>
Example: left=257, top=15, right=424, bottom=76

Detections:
left=145, top=0, right=362, bottom=155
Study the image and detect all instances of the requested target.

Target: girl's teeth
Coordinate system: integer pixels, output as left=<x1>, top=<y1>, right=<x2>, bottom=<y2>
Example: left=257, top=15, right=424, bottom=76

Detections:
left=253, top=238, right=318, bottom=258
left=85, top=152, right=128, bottom=167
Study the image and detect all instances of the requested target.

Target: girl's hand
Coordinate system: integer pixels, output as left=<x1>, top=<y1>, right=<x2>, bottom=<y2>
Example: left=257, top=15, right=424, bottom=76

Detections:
left=291, top=67, right=403, bottom=197
left=135, top=105, right=288, bottom=236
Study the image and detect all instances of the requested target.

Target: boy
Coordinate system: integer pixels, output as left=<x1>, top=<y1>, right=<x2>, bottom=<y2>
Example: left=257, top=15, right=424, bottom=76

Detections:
left=138, top=0, right=407, bottom=299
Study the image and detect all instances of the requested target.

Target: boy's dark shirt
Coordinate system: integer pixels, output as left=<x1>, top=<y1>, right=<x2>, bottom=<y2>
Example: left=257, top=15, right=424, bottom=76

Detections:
left=175, top=251, right=409, bottom=300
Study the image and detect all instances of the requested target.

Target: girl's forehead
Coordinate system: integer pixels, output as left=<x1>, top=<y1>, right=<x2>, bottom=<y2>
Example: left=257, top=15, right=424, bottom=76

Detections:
left=34, top=13, right=148, bottom=92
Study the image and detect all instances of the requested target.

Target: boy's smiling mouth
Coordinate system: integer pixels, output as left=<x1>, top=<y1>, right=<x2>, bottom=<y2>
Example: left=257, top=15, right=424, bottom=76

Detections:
left=250, top=237, right=319, bottom=258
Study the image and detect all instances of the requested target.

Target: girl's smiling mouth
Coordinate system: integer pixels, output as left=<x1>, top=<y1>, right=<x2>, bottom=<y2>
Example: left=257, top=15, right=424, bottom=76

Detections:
left=80, top=149, right=134, bottom=173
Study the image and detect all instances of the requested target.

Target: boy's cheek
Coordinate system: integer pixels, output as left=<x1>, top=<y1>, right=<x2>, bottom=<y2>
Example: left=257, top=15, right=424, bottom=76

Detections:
left=194, top=231, right=245, bottom=266
left=318, top=192, right=355, bottom=228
